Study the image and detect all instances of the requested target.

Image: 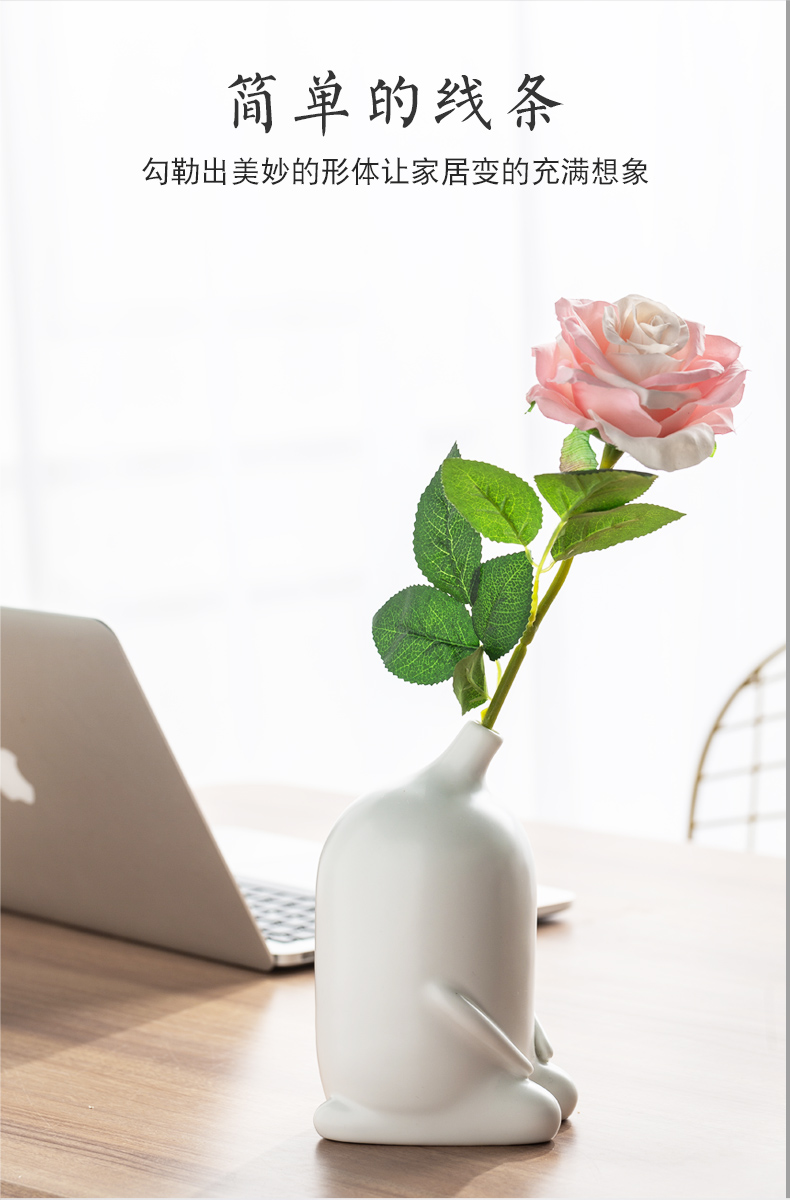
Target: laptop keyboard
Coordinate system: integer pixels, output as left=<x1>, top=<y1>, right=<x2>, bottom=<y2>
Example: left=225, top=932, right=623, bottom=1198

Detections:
left=237, top=881, right=315, bottom=944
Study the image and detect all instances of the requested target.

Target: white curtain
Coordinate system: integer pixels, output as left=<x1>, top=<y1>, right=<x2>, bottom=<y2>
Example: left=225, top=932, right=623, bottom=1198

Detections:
left=1, top=1, right=785, bottom=849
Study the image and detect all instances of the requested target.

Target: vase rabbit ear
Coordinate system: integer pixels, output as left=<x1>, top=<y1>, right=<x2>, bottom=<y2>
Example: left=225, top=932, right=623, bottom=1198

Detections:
left=313, top=721, right=576, bottom=1145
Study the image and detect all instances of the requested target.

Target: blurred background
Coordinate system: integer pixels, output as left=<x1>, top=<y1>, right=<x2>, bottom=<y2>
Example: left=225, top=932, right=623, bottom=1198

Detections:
left=1, top=1, right=785, bottom=852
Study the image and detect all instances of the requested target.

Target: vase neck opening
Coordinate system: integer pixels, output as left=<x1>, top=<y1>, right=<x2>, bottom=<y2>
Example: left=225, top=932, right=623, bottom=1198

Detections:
left=423, top=722, right=503, bottom=791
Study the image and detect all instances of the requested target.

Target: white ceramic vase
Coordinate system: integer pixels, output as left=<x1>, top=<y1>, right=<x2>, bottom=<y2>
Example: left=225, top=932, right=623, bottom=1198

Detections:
left=313, top=720, right=577, bottom=1145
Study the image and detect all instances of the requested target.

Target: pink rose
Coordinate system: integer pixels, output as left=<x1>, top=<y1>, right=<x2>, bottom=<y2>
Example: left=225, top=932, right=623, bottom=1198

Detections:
left=528, top=295, right=745, bottom=471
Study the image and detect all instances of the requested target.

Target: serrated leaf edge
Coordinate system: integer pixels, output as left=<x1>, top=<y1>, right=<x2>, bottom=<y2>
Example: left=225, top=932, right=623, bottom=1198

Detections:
left=412, top=445, right=480, bottom=604
left=535, top=469, right=657, bottom=519
left=471, top=553, right=534, bottom=661
left=371, top=584, right=479, bottom=687
left=442, top=459, right=543, bottom=547
left=552, top=503, right=684, bottom=560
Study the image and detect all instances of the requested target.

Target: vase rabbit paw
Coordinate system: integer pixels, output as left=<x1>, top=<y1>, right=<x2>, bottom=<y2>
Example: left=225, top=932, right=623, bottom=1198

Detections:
left=528, top=1059, right=578, bottom=1121
left=313, top=1075, right=562, bottom=1146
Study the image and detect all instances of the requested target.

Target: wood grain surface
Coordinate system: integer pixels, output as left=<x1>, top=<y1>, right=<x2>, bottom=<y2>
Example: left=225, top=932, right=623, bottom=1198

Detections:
left=1, top=786, right=785, bottom=1199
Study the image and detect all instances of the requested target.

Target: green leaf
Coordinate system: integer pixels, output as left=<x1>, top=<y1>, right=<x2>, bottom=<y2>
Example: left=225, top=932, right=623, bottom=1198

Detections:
left=560, top=428, right=598, bottom=472
left=372, top=585, right=479, bottom=685
left=552, top=503, right=684, bottom=560
left=535, top=469, right=657, bottom=518
left=472, top=552, right=534, bottom=660
left=441, top=459, right=543, bottom=547
left=453, top=646, right=489, bottom=715
left=413, top=444, right=482, bottom=604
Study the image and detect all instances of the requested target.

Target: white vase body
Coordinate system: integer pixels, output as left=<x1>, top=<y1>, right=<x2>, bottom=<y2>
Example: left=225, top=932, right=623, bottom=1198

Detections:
left=314, top=721, right=577, bottom=1145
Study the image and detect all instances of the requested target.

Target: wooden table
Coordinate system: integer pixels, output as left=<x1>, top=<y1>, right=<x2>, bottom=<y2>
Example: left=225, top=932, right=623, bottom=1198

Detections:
left=1, top=784, right=785, bottom=1199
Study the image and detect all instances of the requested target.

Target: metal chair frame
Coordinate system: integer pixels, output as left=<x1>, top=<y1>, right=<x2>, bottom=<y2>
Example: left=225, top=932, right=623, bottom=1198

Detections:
left=688, top=645, right=786, bottom=851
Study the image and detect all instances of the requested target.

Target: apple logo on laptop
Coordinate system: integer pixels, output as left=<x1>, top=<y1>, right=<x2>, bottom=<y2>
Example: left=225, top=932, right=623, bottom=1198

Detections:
left=0, top=748, right=36, bottom=804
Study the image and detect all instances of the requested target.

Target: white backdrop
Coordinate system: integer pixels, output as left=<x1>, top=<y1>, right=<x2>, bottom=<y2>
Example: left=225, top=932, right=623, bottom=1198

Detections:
left=1, top=1, right=785, bottom=848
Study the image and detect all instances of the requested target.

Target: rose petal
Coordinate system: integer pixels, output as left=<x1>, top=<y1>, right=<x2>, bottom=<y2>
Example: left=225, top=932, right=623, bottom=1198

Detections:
left=654, top=400, right=701, bottom=436
left=566, top=299, right=610, bottom=348
left=530, top=385, right=597, bottom=429
left=589, top=364, right=700, bottom=413
left=603, top=348, right=683, bottom=384
left=593, top=415, right=716, bottom=472
left=696, top=367, right=746, bottom=408
left=701, top=334, right=741, bottom=369
left=678, top=321, right=705, bottom=363
left=688, top=406, right=735, bottom=434
left=588, top=363, right=647, bottom=398
left=532, top=340, right=562, bottom=388
left=573, top=379, right=662, bottom=437
left=614, top=295, right=689, bottom=355
left=640, top=387, right=701, bottom=411
left=658, top=402, right=737, bottom=437
left=555, top=299, right=615, bottom=374
left=640, top=362, right=724, bottom=388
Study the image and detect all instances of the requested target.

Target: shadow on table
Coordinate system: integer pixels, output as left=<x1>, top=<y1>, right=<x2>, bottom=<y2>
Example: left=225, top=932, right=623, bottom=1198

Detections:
left=206, top=1125, right=574, bottom=1199
left=1, top=911, right=282, bottom=1066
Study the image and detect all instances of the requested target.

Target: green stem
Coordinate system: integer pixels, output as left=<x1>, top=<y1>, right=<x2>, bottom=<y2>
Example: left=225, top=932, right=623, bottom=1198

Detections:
left=479, top=440, right=621, bottom=730
left=481, top=558, right=573, bottom=730
left=600, top=443, right=624, bottom=470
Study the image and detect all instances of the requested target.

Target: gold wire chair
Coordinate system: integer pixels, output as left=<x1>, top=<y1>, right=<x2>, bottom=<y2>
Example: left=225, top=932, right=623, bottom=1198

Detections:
left=688, top=645, right=786, bottom=852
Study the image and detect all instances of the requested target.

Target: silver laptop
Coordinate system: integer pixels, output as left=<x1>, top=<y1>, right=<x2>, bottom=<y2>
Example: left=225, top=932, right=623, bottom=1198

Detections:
left=0, top=607, right=573, bottom=971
